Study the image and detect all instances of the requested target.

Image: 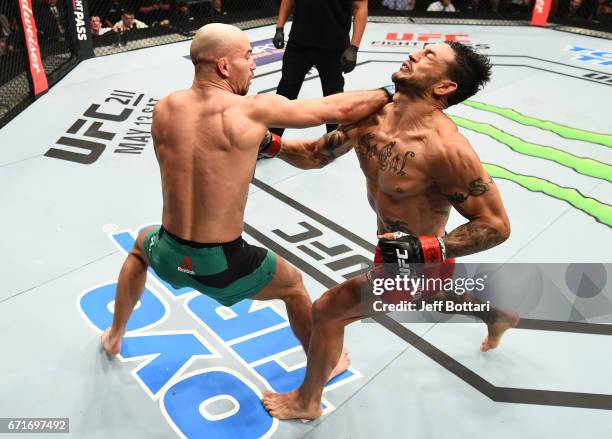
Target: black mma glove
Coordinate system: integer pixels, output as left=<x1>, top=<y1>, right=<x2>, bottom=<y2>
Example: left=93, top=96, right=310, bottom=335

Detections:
left=258, top=130, right=282, bottom=160
left=379, top=232, right=447, bottom=276
left=273, top=27, right=285, bottom=49
left=380, top=84, right=395, bottom=103
left=340, top=45, right=358, bottom=73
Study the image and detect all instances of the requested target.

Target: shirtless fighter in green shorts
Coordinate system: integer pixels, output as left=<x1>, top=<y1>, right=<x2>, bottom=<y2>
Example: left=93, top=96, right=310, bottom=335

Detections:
left=100, top=23, right=393, bottom=380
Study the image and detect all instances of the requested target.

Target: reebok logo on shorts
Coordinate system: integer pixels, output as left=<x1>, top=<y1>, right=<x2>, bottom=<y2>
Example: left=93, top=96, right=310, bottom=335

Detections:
left=177, top=256, right=195, bottom=275
left=148, top=234, right=157, bottom=253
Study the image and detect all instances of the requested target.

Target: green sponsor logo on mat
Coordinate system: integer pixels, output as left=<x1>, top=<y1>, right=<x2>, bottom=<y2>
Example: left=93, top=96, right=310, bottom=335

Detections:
left=450, top=101, right=612, bottom=228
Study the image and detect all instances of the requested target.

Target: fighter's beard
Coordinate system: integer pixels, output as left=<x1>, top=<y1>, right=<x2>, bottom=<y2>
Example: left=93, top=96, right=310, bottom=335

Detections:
left=391, top=73, right=429, bottom=99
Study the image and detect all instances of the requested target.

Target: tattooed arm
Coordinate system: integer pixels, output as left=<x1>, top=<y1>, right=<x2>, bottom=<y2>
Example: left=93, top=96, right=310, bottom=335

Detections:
left=278, top=125, right=356, bottom=169
left=433, top=132, right=511, bottom=258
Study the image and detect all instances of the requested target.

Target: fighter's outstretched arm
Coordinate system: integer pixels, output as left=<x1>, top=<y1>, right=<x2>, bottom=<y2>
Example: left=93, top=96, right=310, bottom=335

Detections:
left=434, top=132, right=511, bottom=258
left=250, top=88, right=391, bottom=129
left=278, top=125, right=356, bottom=169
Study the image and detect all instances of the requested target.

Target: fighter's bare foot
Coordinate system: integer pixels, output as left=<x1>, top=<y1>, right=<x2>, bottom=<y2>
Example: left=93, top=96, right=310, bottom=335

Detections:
left=481, top=310, right=520, bottom=352
left=262, top=390, right=322, bottom=420
left=329, top=349, right=350, bottom=381
left=101, top=327, right=123, bottom=357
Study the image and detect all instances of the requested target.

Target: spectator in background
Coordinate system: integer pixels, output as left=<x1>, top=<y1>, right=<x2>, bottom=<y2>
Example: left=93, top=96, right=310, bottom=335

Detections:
left=140, top=0, right=173, bottom=27
left=113, top=9, right=148, bottom=32
left=0, top=13, right=24, bottom=55
left=598, top=0, right=612, bottom=23
left=568, top=0, right=584, bottom=16
left=207, top=0, right=228, bottom=16
left=35, top=0, right=67, bottom=43
left=555, top=0, right=579, bottom=16
left=157, top=0, right=173, bottom=26
left=0, top=12, right=10, bottom=39
left=172, top=1, right=196, bottom=29
left=556, top=0, right=600, bottom=18
left=90, top=15, right=112, bottom=37
left=427, top=0, right=457, bottom=11
left=0, top=11, right=11, bottom=53
left=382, top=0, right=417, bottom=10
left=460, top=0, right=493, bottom=12
left=500, top=0, right=532, bottom=14
left=489, top=0, right=501, bottom=11
left=103, top=0, right=126, bottom=29
left=0, top=13, right=9, bottom=56
left=138, top=0, right=168, bottom=25
left=580, top=0, right=601, bottom=19
left=6, top=16, right=21, bottom=51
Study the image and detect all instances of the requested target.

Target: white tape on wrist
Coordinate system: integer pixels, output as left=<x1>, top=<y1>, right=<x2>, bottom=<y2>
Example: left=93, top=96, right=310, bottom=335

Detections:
left=436, top=237, right=447, bottom=260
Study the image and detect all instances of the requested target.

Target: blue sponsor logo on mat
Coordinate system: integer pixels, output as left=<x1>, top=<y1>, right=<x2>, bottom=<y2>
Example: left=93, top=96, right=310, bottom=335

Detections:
left=77, top=225, right=359, bottom=438
left=184, top=38, right=284, bottom=66
left=566, top=46, right=612, bottom=67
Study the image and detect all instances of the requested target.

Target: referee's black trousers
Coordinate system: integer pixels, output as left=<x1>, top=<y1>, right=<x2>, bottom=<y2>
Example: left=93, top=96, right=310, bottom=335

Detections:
left=271, top=40, right=345, bottom=136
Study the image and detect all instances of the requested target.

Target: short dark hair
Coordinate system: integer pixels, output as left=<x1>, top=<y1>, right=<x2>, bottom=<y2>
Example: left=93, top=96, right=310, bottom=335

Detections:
left=444, top=41, right=492, bottom=107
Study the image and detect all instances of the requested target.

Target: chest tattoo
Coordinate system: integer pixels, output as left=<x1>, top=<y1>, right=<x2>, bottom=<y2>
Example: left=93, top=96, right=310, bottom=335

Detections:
left=355, top=132, right=378, bottom=160
left=389, top=151, right=416, bottom=176
left=355, top=132, right=416, bottom=176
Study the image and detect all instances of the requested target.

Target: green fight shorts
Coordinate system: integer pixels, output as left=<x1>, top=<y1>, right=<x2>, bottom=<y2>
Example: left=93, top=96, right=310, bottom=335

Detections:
left=143, top=226, right=277, bottom=306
